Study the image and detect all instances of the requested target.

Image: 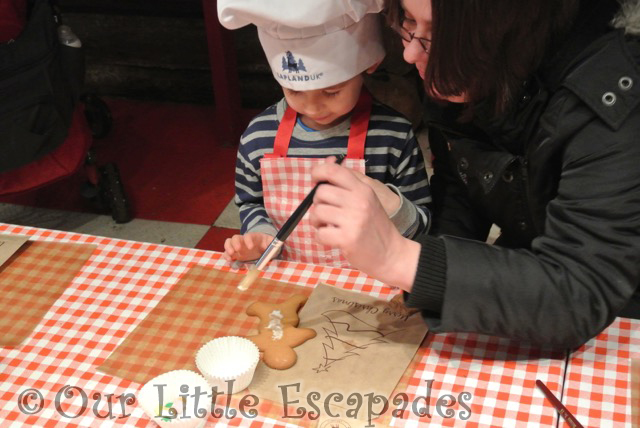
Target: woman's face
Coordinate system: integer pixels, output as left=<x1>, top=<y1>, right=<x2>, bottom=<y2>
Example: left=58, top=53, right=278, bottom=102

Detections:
left=400, top=0, right=468, bottom=103
left=399, top=0, right=432, bottom=80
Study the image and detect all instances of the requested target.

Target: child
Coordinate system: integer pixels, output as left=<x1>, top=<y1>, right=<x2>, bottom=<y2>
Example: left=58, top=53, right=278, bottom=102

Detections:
left=218, top=0, right=432, bottom=267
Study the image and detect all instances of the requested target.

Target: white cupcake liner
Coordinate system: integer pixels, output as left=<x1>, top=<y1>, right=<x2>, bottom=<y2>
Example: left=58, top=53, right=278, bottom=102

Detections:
left=138, top=369, right=211, bottom=428
left=196, top=336, right=260, bottom=394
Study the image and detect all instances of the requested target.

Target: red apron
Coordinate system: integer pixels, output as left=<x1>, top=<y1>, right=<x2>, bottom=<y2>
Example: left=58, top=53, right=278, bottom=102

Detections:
left=260, top=91, right=372, bottom=267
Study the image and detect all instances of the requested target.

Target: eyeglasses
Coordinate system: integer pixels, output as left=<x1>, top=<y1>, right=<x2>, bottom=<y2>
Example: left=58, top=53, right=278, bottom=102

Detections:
left=390, top=18, right=431, bottom=54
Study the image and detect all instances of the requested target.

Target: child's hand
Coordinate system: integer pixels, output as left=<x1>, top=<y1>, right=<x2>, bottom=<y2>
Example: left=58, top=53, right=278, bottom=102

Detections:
left=351, top=171, right=400, bottom=216
left=223, top=232, right=274, bottom=262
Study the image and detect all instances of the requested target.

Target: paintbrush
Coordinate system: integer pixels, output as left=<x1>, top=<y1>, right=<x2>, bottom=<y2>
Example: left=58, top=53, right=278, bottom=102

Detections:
left=237, top=154, right=346, bottom=290
left=536, top=380, right=584, bottom=428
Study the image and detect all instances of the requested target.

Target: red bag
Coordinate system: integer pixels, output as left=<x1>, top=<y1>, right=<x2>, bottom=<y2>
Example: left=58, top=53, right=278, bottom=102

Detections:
left=0, top=0, right=27, bottom=42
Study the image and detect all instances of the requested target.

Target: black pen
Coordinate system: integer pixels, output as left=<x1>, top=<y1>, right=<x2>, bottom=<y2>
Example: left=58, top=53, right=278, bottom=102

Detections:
left=237, top=154, right=345, bottom=290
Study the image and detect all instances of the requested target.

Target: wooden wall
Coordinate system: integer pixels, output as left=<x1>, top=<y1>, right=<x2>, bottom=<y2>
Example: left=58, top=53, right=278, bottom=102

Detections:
left=55, top=0, right=425, bottom=126
left=57, top=0, right=281, bottom=107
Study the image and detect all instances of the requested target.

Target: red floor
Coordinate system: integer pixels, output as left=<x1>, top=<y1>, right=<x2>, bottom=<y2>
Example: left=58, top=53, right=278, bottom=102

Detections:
left=0, top=98, right=256, bottom=252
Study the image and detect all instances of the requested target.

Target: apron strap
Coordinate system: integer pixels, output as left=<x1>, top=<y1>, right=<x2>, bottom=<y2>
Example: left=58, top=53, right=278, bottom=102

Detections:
left=265, top=89, right=373, bottom=159
left=346, top=89, right=372, bottom=160
left=266, top=106, right=297, bottom=158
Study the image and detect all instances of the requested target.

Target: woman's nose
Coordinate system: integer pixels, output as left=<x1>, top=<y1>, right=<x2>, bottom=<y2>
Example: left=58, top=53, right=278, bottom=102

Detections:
left=402, top=39, right=426, bottom=65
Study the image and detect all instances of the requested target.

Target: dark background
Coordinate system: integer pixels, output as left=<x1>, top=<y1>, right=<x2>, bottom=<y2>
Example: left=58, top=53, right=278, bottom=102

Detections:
left=57, top=0, right=281, bottom=107
left=55, top=0, right=425, bottom=125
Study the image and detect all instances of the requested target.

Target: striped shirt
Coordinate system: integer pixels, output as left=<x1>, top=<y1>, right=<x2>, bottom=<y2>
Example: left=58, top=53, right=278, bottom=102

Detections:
left=235, top=97, right=432, bottom=239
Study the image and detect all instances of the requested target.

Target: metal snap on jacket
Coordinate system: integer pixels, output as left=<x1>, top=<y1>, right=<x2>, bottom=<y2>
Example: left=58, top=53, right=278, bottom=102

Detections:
left=459, top=158, right=469, bottom=170
left=483, top=171, right=494, bottom=182
left=502, top=171, right=514, bottom=183
left=619, top=76, right=633, bottom=91
left=602, top=92, right=617, bottom=106
left=518, top=221, right=527, bottom=231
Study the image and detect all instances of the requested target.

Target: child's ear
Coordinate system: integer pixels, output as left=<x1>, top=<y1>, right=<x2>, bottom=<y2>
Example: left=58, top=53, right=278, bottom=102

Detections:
left=365, top=60, right=383, bottom=74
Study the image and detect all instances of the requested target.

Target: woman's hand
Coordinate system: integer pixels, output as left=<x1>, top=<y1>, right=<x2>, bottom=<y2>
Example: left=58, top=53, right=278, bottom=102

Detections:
left=351, top=171, right=401, bottom=216
left=309, top=161, right=421, bottom=291
left=223, top=232, right=273, bottom=262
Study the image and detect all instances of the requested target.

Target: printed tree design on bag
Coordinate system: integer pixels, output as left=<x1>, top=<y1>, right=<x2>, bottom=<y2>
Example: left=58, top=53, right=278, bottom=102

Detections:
left=312, top=310, right=406, bottom=373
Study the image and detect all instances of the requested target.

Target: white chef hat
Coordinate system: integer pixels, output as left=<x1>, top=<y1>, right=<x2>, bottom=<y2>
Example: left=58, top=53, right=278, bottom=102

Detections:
left=217, top=0, right=385, bottom=91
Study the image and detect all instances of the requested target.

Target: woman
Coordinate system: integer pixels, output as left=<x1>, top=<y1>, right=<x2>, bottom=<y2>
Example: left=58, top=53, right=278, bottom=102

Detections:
left=309, top=0, right=640, bottom=348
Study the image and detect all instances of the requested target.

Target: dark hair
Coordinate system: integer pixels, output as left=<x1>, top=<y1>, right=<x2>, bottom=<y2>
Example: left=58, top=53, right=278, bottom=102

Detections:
left=385, top=0, right=579, bottom=116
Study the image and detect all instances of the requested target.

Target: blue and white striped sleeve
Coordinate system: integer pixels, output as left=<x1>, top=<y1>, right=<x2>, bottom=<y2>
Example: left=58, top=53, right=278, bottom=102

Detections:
left=235, top=128, right=278, bottom=236
left=387, top=129, right=432, bottom=238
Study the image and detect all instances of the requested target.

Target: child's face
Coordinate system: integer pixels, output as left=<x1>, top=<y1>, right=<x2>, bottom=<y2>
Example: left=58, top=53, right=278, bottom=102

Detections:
left=282, top=75, right=364, bottom=130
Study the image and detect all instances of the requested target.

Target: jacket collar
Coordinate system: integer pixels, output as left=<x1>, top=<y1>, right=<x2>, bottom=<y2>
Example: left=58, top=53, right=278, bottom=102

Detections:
left=539, top=0, right=621, bottom=92
left=562, top=31, right=640, bottom=130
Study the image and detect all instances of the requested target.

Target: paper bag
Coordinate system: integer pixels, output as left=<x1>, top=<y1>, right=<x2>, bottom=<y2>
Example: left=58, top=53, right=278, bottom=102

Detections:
left=0, top=234, right=29, bottom=268
left=249, top=283, right=428, bottom=424
left=0, top=240, right=96, bottom=346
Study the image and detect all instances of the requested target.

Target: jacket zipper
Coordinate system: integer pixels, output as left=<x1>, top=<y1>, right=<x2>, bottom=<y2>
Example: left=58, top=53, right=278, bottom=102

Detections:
left=519, top=157, right=538, bottom=234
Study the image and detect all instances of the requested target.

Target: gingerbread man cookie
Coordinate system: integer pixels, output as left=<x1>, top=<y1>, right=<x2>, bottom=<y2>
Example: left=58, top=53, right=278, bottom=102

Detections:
left=246, top=295, right=316, bottom=370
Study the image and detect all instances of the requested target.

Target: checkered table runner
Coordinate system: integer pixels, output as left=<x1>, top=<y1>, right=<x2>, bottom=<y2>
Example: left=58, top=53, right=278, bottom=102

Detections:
left=0, top=223, right=571, bottom=427
left=563, top=317, right=640, bottom=427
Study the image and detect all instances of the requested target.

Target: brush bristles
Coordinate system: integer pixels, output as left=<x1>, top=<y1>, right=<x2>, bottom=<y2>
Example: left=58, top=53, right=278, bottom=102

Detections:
left=237, top=266, right=260, bottom=291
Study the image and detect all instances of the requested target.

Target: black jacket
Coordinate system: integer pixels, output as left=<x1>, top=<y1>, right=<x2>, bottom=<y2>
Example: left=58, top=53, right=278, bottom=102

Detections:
left=407, top=1, right=640, bottom=349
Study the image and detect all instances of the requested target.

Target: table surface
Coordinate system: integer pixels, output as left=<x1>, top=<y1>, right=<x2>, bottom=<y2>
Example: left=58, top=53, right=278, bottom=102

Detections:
left=0, top=222, right=637, bottom=427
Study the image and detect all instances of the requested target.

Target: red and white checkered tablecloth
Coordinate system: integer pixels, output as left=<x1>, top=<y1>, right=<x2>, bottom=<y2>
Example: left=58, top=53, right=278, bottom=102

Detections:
left=0, top=223, right=574, bottom=427
left=563, top=317, right=640, bottom=427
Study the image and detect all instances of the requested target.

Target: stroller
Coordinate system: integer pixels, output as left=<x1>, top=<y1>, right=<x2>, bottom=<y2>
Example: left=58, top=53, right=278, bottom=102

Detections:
left=0, top=0, right=131, bottom=223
